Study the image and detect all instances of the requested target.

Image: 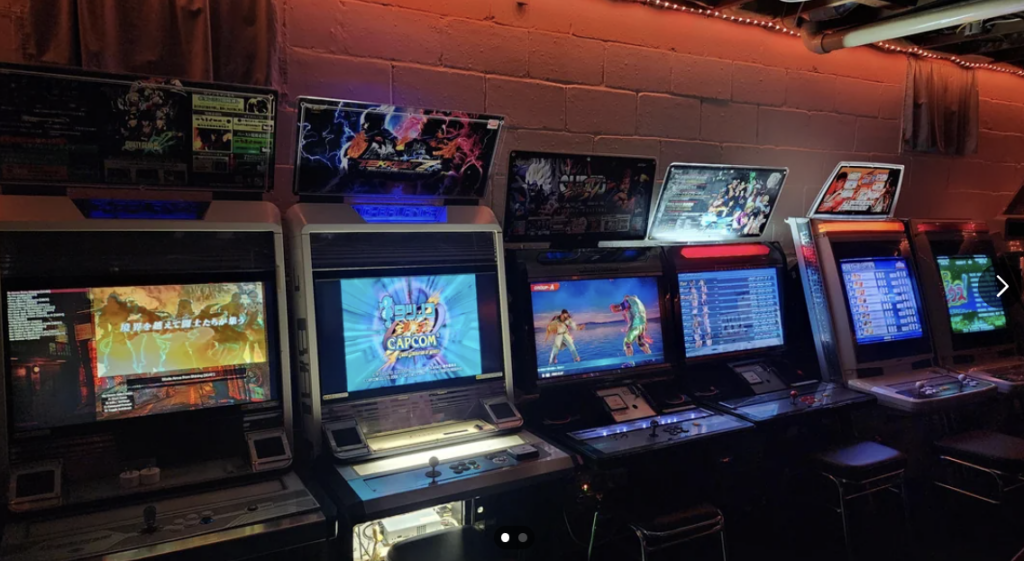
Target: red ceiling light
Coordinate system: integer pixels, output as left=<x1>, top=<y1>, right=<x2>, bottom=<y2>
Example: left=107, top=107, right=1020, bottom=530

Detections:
left=680, top=244, right=770, bottom=258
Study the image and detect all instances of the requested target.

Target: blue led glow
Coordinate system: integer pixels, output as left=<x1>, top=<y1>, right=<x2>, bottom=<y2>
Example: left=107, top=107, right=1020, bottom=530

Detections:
left=544, top=251, right=576, bottom=260
left=352, top=204, right=448, bottom=224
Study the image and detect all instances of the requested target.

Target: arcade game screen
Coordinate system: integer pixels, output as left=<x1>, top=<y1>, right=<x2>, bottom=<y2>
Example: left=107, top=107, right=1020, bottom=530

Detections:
left=839, top=257, right=925, bottom=344
left=530, top=276, right=665, bottom=380
left=677, top=268, right=785, bottom=358
left=5, top=282, right=274, bottom=432
left=936, top=255, right=1007, bottom=334
left=313, top=272, right=505, bottom=400
left=810, top=165, right=902, bottom=218
left=648, top=164, right=787, bottom=242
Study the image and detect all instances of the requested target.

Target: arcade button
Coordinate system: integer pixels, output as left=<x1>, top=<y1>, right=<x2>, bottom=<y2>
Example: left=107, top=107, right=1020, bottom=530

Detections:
left=979, top=264, right=1016, bottom=311
left=200, top=510, right=214, bottom=524
left=247, top=505, right=259, bottom=512
left=467, top=460, right=478, bottom=466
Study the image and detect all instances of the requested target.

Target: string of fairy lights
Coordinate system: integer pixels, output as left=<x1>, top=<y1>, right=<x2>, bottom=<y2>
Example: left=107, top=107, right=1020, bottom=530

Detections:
left=636, top=0, right=1024, bottom=78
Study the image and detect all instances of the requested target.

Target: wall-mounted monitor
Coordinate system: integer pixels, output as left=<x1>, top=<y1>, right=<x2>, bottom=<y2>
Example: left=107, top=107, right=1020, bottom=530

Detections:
left=313, top=271, right=505, bottom=402
left=5, top=281, right=277, bottom=433
left=647, top=164, right=787, bottom=242
left=528, top=276, right=666, bottom=382
left=503, top=152, right=657, bottom=243
left=808, top=162, right=904, bottom=219
left=677, top=267, right=785, bottom=359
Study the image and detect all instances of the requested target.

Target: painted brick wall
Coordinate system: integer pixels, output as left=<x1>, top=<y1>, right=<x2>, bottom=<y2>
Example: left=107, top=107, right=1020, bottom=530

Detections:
left=273, top=0, right=1024, bottom=245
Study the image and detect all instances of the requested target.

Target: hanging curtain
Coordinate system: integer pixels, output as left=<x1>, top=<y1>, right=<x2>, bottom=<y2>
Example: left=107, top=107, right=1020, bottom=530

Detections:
left=0, top=0, right=274, bottom=86
left=903, top=57, right=979, bottom=156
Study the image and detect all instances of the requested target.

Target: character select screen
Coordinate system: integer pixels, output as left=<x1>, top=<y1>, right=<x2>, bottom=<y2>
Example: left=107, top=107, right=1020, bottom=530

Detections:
left=319, top=273, right=504, bottom=397
left=5, top=282, right=274, bottom=431
left=937, top=255, right=1007, bottom=334
left=531, top=277, right=665, bottom=380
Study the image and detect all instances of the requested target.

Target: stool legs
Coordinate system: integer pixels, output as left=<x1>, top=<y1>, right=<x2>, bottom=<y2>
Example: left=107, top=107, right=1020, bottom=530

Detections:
left=822, top=470, right=907, bottom=557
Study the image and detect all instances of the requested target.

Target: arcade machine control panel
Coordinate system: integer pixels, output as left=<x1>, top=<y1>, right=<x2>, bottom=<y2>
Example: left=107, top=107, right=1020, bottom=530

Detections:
left=668, top=243, right=874, bottom=424
left=2, top=469, right=322, bottom=561
left=848, top=371, right=995, bottom=413
left=331, top=430, right=570, bottom=517
left=507, top=247, right=755, bottom=465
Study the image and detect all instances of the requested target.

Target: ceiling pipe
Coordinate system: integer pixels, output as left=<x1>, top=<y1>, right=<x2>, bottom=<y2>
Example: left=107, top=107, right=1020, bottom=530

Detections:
left=802, top=0, right=1024, bottom=54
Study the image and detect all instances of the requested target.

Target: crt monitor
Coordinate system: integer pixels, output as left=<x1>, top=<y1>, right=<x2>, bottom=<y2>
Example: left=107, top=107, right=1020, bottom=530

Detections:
left=5, top=281, right=278, bottom=433
left=313, top=270, right=506, bottom=402
left=676, top=267, right=785, bottom=359
left=529, top=276, right=666, bottom=382
left=839, top=257, right=924, bottom=344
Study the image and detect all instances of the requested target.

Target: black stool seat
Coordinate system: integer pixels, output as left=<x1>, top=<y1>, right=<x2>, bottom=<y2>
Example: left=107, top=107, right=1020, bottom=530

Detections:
left=813, top=441, right=906, bottom=481
left=633, top=503, right=722, bottom=534
left=935, top=430, right=1024, bottom=474
left=386, top=526, right=514, bottom=561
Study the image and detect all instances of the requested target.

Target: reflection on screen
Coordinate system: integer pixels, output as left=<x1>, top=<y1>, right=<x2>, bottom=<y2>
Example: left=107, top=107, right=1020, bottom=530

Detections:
left=678, top=268, right=784, bottom=358
left=840, top=258, right=924, bottom=344
left=937, top=255, right=1007, bottom=334
left=6, top=282, right=274, bottom=431
left=531, top=277, right=665, bottom=380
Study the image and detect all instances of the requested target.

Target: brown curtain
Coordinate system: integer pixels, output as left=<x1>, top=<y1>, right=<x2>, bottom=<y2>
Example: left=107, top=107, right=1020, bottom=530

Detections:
left=0, top=0, right=274, bottom=85
left=903, top=57, right=979, bottom=156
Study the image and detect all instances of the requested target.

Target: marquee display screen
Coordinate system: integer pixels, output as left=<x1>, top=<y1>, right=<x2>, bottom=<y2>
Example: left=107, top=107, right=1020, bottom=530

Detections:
left=839, top=257, right=924, bottom=344
left=678, top=267, right=784, bottom=358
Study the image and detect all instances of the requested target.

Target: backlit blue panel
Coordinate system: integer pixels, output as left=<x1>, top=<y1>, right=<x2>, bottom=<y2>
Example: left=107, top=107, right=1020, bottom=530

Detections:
left=352, top=204, right=448, bottom=224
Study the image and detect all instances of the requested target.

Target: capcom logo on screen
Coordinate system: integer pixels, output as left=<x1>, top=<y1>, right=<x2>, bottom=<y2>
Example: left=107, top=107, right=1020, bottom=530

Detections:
left=341, top=275, right=483, bottom=391
left=380, top=297, right=443, bottom=353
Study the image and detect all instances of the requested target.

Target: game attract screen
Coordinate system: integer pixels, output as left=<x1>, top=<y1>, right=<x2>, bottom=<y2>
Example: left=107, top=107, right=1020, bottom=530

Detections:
left=313, top=273, right=505, bottom=400
left=839, top=257, right=925, bottom=344
left=810, top=164, right=902, bottom=218
left=936, top=255, right=1007, bottom=334
left=648, top=164, right=787, bottom=242
left=677, top=268, right=784, bottom=358
left=5, top=282, right=275, bottom=432
left=530, top=277, right=665, bottom=380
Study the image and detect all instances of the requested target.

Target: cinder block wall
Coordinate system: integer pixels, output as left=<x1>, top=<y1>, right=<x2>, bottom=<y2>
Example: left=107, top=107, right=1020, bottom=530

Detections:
left=281, top=1, right=1024, bottom=240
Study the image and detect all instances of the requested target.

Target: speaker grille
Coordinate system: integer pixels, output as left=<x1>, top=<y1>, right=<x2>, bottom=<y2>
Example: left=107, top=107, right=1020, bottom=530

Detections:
left=310, top=231, right=497, bottom=271
left=0, top=231, right=277, bottom=278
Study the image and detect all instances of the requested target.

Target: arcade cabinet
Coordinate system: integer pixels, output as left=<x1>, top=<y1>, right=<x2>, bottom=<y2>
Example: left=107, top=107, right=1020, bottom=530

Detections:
left=286, top=99, right=574, bottom=561
left=649, top=163, right=872, bottom=424
left=790, top=163, right=996, bottom=414
left=505, top=152, right=752, bottom=557
left=909, top=219, right=1024, bottom=393
left=0, top=197, right=330, bottom=561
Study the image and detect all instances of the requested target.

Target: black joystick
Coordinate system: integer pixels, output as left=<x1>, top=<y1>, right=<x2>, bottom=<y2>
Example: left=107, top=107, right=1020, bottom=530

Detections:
left=142, top=505, right=158, bottom=533
left=958, top=374, right=967, bottom=392
left=425, top=456, right=441, bottom=484
left=649, top=419, right=660, bottom=438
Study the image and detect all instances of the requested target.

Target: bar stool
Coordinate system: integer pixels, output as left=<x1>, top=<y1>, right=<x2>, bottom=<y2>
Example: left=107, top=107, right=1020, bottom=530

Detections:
left=386, top=525, right=515, bottom=561
left=628, top=503, right=727, bottom=561
left=933, top=430, right=1024, bottom=504
left=811, top=441, right=908, bottom=550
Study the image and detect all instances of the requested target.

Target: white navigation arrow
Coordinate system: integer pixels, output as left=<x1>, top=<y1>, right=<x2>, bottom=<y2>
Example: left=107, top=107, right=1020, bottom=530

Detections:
left=997, top=275, right=1010, bottom=298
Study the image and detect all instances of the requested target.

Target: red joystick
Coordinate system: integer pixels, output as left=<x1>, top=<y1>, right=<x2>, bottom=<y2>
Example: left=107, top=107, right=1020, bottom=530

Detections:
left=789, top=390, right=798, bottom=404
